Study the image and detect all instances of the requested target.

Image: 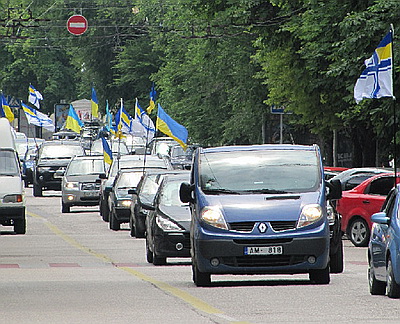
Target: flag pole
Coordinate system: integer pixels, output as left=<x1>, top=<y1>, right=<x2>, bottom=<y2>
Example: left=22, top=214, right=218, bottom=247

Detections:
left=391, top=24, right=397, bottom=184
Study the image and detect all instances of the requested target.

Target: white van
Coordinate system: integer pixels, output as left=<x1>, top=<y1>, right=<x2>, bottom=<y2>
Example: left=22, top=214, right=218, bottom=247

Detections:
left=0, top=118, right=26, bottom=234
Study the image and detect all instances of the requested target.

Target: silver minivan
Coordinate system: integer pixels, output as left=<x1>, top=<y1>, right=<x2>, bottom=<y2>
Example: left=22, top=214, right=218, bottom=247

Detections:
left=0, top=118, right=26, bottom=234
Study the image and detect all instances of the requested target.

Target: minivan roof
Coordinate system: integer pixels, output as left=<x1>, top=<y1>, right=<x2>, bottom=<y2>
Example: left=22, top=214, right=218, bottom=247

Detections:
left=0, top=118, right=16, bottom=150
left=202, top=144, right=317, bottom=153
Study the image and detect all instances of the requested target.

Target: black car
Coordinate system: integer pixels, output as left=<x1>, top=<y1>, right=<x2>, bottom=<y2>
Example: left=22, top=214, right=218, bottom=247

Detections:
left=130, top=170, right=184, bottom=238
left=33, top=141, right=85, bottom=197
left=99, top=154, right=172, bottom=222
left=144, top=171, right=191, bottom=265
left=108, top=169, right=144, bottom=231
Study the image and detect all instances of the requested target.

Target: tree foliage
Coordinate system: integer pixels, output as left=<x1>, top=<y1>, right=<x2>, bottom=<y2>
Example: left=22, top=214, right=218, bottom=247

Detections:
left=0, top=0, right=399, bottom=165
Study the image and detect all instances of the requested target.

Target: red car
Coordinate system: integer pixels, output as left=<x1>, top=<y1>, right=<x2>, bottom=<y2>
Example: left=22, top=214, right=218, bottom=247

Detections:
left=336, top=173, right=396, bottom=247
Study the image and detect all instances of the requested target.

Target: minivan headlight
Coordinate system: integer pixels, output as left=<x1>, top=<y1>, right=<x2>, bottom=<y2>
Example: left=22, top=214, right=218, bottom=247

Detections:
left=297, top=204, right=323, bottom=228
left=200, top=206, right=228, bottom=230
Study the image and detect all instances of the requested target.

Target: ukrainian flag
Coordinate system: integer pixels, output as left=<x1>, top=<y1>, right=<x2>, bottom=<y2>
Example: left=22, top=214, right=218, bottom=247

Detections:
left=146, top=83, right=156, bottom=114
left=91, top=87, right=99, bottom=118
left=101, top=136, right=113, bottom=166
left=354, top=30, right=394, bottom=103
left=115, top=103, right=132, bottom=134
left=1, top=94, right=14, bottom=122
left=65, top=104, right=83, bottom=133
left=156, top=104, right=188, bottom=149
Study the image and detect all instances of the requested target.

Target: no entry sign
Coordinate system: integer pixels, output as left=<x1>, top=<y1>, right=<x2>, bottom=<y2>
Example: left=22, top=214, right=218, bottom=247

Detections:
left=67, top=15, right=88, bottom=35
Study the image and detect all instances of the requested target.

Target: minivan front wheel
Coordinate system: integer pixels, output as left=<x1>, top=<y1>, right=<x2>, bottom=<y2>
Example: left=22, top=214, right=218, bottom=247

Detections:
left=309, top=265, right=330, bottom=284
left=14, top=218, right=26, bottom=234
left=192, top=262, right=211, bottom=287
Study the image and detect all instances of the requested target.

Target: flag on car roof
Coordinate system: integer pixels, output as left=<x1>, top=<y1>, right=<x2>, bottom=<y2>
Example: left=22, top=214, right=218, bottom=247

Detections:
left=65, top=104, right=83, bottom=133
left=101, top=136, right=113, bottom=166
left=21, top=102, right=55, bottom=131
left=156, top=104, right=188, bottom=149
left=28, top=84, right=43, bottom=109
left=146, top=83, right=156, bottom=114
left=0, top=94, right=14, bottom=123
left=354, top=30, right=394, bottom=103
left=135, top=99, right=156, bottom=139
left=91, top=87, right=99, bottom=118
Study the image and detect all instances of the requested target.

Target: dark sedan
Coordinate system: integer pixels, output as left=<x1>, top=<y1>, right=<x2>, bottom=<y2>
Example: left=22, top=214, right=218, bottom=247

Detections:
left=108, top=169, right=144, bottom=231
left=145, top=172, right=191, bottom=265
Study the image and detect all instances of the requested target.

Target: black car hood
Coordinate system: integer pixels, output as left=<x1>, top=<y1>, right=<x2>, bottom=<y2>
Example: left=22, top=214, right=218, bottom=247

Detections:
left=158, top=204, right=191, bottom=230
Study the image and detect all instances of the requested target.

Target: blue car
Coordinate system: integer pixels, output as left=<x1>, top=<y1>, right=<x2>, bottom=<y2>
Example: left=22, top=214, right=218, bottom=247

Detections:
left=368, top=184, right=400, bottom=298
left=180, top=144, right=342, bottom=286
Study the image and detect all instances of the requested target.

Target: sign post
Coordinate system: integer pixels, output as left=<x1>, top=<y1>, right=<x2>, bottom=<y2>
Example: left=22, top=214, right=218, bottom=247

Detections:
left=270, top=105, right=290, bottom=144
left=67, top=15, right=88, bottom=35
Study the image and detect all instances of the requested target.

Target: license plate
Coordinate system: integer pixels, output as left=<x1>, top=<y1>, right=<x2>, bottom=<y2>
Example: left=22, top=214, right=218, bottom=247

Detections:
left=83, top=191, right=98, bottom=197
left=244, top=246, right=283, bottom=255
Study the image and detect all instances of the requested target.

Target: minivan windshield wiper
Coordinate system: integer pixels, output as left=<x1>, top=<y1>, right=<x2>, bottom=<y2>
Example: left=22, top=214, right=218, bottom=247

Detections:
left=202, top=188, right=242, bottom=195
left=242, top=189, right=288, bottom=194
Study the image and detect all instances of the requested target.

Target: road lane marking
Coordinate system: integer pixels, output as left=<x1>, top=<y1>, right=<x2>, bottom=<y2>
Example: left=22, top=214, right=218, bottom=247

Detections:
left=121, top=267, right=223, bottom=315
left=27, top=211, right=249, bottom=322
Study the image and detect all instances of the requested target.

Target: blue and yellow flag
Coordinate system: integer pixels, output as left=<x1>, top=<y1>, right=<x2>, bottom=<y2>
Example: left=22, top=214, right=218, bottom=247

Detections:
left=21, top=102, right=55, bottom=131
left=146, top=83, right=156, bottom=114
left=354, top=30, right=394, bottom=103
left=156, top=104, right=188, bottom=149
left=91, top=87, right=99, bottom=118
left=101, top=136, right=113, bottom=166
left=114, top=100, right=132, bottom=135
left=136, top=99, right=156, bottom=134
left=28, top=84, right=43, bottom=109
left=65, top=104, right=84, bottom=133
left=1, top=94, right=14, bottom=122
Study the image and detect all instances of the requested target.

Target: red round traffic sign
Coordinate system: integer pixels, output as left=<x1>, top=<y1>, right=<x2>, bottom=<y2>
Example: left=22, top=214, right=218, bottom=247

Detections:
left=67, top=15, right=88, bottom=35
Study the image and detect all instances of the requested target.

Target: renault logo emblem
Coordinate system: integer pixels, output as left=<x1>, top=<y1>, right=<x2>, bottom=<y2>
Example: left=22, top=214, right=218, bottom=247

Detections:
left=258, top=223, right=267, bottom=233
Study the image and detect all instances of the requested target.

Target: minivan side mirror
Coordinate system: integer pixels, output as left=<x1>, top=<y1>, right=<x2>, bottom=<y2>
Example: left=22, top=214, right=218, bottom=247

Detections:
left=99, top=173, right=107, bottom=179
left=180, top=182, right=194, bottom=204
left=326, top=179, right=342, bottom=200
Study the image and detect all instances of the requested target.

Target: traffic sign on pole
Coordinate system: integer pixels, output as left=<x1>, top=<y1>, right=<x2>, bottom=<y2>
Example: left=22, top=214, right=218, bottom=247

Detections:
left=67, top=15, right=88, bottom=35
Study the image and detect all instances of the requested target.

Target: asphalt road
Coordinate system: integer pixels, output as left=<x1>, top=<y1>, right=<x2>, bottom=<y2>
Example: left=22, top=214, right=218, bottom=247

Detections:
left=1, top=188, right=399, bottom=324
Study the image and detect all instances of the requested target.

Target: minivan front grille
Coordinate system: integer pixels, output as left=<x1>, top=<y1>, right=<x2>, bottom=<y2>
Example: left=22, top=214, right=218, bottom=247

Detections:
left=233, top=238, right=293, bottom=245
left=229, top=222, right=255, bottom=232
left=269, top=221, right=297, bottom=232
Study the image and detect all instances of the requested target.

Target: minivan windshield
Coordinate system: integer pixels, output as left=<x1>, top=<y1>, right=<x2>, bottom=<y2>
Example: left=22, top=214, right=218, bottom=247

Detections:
left=199, top=149, right=320, bottom=194
left=0, top=150, right=20, bottom=176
